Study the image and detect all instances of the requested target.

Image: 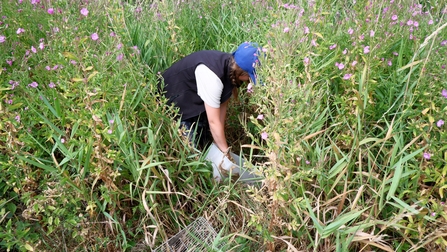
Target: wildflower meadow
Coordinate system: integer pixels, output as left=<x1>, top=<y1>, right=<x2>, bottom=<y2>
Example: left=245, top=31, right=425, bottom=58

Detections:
left=1, top=0, right=447, bottom=251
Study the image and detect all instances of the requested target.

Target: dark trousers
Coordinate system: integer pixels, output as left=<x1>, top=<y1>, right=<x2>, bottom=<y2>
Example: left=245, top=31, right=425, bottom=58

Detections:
left=180, top=113, right=212, bottom=149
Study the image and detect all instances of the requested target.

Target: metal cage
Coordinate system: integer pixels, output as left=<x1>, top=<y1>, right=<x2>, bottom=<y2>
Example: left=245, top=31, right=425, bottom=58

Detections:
left=153, top=217, right=219, bottom=252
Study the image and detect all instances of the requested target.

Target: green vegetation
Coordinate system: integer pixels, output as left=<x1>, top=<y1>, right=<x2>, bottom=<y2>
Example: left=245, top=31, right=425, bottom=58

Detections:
left=1, top=0, right=447, bottom=251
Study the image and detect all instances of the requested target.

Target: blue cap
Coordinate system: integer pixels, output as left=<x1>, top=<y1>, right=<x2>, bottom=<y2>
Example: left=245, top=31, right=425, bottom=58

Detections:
left=232, top=42, right=261, bottom=84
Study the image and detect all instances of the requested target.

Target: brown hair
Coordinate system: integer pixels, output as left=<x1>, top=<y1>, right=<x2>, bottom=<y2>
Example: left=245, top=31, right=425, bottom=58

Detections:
left=229, top=56, right=249, bottom=88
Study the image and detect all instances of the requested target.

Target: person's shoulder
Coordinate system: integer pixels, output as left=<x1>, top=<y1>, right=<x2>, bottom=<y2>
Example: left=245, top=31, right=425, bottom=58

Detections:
left=191, top=50, right=229, bottom=56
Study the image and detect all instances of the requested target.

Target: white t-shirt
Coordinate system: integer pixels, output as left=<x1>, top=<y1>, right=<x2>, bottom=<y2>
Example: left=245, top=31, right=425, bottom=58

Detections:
left=195, top=64, right=224, bottom=108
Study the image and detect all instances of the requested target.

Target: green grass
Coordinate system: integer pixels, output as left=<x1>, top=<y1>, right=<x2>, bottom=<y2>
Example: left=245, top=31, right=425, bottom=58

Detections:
left=1, top=0, right=447, bottom=251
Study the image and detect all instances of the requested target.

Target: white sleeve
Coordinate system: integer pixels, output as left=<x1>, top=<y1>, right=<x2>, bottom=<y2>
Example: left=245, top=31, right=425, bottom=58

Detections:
left=195, top=64, right=224, bottom=108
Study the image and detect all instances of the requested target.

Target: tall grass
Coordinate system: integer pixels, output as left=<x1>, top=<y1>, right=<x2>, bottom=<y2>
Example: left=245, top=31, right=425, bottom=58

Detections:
left=1, top=0, right=447, bottom=251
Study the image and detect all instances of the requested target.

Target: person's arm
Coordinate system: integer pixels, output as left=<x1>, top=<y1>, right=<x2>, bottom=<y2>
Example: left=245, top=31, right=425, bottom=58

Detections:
left=219, top=98, right=229, bottom=125
left=195, top=64, right=232, bottom=155
left=205, top=102, right=229, bottom=154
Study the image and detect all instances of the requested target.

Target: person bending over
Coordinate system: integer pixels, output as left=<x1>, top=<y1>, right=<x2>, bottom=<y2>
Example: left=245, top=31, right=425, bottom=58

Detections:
left=159, top=42, right=261, bottom=157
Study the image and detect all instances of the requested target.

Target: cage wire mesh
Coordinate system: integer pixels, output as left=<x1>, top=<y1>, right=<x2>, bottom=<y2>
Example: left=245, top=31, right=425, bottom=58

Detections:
left=153, top=217, right=220, bottom=252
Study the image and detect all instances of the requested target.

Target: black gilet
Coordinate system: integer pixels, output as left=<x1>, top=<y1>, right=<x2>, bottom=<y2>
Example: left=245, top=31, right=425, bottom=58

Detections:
left=160, top=50, right=233, bottom=121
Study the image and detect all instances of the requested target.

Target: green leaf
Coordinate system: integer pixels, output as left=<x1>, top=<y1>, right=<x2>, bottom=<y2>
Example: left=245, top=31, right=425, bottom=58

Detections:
left=386, top=148, right=424, bottom=200
left=24, top=244, right=34, bottom=251
left=16, top=156, right=58, bottom=173
left=322, top=208, right=367, bottom=238
left=62, top=51, right=78, bottom=60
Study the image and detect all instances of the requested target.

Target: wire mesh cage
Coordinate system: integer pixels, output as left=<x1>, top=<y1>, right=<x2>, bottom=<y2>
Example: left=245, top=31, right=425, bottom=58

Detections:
left=152, top=217, right=220, bottom=252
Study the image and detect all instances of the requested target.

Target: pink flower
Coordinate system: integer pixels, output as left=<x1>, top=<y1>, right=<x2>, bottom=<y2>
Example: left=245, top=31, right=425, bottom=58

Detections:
left=261, top=132, right=268, bottom=140
left=413, top=21, right=419, bottom=27
left=388, top=60, right=392, bottom=66
left=48, top=82, right=55, bottom=88
left=257, top=114, right=264, bottom=120
left=437, top=119, right=444, bottom=127
left=347, top=28, right=354, bottom=35
left=15, top=115, right=20, bottom=122
left=391, top=15, right=398, bottom=21
left=342, top=48, right=348, bottom=54
left=329, top=44, right=337, bottom=50
left=47, top=8, right=54, bottom=14
left=442, top=89, right=447, bottom=98
left=9, top=80, right=19, bottom=89
left=16, top=28, right=25, bottom=34
left=304, top=26, right=309, bottom=34
left=335, top=62, right=345, bottom=70
left=61, top=138, right=66, bottom=143
left=28, top=82, right=38, bottom=88
left=364, top=46, right=370, bottom=54
left=370, top=30, right=375, bottom=37
left=283, top=27, right=290, bottom=33
left=423, top=152, right=431, bottom=160
left=107, top=129, right=113, bottom=134
left=407, top=20, right=414, bottom=26
left=428, top=19, right=433, bottom=25
left=311, top=39, right=317, bottom=47
left=247, top=83, right=253, bottom=93
left=116, top=54, right=123, bottom=61
left=80, top=8, right=89, bottom=16
left=305, top=160, right=310, bottom=165
left=39, top=42, right=44, bottom=50
left=109, top=119, right=114, bottom=124
left=303, top=57, right=310, bottom=65
left=31, top=46, right=37, bottom=53
left=343, top=73, right=352, bottom=80
left=0, top=35, right=5, bottom=43
left=352, top=61, right=358, bottom=67
left=91, top=33, right=99, bottom=41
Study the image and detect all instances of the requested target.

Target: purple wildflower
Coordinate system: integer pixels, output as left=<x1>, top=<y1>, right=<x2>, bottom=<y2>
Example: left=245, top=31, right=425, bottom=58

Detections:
left=303, top=57, right=310, bottom=65
left=364, top=46, right=370, bottom=54
left=442, top=89, right=447, bottom=98
left=261, top=132, right=268, bottom=140
left=28, top=82, right=38, bottom=88
left=91, top=33, right=99, bottom=41
left=80, top=8, right=89, bottom=16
